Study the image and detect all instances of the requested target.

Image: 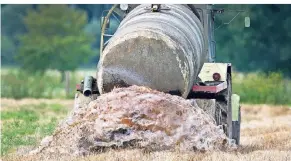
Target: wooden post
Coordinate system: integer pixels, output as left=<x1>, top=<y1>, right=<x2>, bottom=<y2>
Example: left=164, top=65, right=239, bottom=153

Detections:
left=65, top=71, right=70, bottom=97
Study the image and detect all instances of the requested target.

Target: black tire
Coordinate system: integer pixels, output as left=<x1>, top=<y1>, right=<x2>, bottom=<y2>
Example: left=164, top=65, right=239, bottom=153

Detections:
left=225, top=73, right=233, bottom=139
left=232, top=105, right=241, bottom=145
left=215, top=106, right=222, bottom=125
left=215, top=73, right=232, bottom=138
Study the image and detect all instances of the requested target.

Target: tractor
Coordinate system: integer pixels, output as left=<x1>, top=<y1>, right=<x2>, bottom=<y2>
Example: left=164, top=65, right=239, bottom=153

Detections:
left=76, top=4, right=249, bottom=145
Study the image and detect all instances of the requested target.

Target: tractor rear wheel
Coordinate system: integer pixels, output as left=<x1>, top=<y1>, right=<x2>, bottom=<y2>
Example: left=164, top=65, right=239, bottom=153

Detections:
left=215, top=73, right=232, bottom=139
left=215, top=73, right=241, bottom=145
left=231, top=94, right=241, bottom=145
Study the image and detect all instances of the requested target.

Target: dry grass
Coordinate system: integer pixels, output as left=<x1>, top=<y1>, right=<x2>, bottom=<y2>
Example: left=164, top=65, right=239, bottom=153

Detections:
left=1, top=98, right=74, bottom=111
left=1, top=100, right=291, bottom=161
left=77, top=104, right=291, bottom=161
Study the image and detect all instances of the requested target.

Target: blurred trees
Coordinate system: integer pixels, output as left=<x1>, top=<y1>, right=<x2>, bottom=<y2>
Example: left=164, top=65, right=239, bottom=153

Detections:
left=16, top=5, right=95, bottom=80
left=1, top=4, right=291, bottom=77
left=1, top=36, right=17, bottom=65
left=1, top=4, right=32, bottom=65
left=215, top=4, right=291, bottom=76
left=1, top=4, right=32, bottom=43
left=82, top=4, right=119, bottom=67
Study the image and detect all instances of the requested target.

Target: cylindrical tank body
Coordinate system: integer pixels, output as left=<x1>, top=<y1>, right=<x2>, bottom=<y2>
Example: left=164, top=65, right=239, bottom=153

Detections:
left=97, top=4, right=206, bottom=98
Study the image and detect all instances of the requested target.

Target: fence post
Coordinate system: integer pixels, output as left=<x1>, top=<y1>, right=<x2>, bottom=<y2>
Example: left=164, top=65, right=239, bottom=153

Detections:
left=65, top=71, right=70, bottom=98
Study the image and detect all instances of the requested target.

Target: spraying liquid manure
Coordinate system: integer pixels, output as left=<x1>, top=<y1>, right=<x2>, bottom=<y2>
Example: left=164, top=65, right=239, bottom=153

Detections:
left=29, top=86, right=236, bottom=160
left=27, top=4, right=246, bottom=160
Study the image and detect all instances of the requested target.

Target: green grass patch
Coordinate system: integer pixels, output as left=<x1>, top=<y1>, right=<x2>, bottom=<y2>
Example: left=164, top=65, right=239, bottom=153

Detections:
left=233, top=72, right=291, bottom=105
left=1, top=69, right=86, bottom=99
left=2, top=109, right=39, bottom=121
left=50, top=104, right=68, bottom=113
left=1, top=103, right=69, bottom=156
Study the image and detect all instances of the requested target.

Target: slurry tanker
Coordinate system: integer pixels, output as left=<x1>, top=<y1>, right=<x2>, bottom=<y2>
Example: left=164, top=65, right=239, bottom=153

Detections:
left=76, top=4, right=249, bottom=145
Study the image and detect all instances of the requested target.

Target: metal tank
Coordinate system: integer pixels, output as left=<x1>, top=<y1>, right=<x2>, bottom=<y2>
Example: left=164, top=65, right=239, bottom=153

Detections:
left=97, top=4, right=206, bottom=98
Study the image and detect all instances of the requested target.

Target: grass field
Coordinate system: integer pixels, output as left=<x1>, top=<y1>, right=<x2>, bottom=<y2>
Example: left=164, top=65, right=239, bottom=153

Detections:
left=1, top=98, right=74, bottom=156
left=1, top=98, right=291, bottom=161
left=2, top=68, right=291, bottom=105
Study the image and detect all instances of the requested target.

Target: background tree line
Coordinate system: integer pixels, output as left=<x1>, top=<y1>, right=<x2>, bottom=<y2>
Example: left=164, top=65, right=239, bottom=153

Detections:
left=1, top=4, right=291, bottom=77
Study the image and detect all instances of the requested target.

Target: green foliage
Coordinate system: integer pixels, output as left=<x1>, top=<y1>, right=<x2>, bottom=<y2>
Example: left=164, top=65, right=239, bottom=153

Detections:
left=1, top=5, right=32, bottom=65
left=1, top=69, right=83, bottom=99
left=82, top=18, right=119, bottom=67
left=2, top=68, right=291, bottom=105
left=1, top=4, right=32, bottom=41
left=2, top=4, right=291, bottom=77
left=1, top=36, right=17, bottom=65
left=233, top=72, right=291, bottom=105
left=83, top=17, right=120, bottom=48
left=84, top=19, right=101, bottom=49
left=1, top=103, right=67, bottom=156
left=215, top=5, right=291, bottom=77
left=16, top=4, right=95, bottom=74
left=1, top=69, right=62, bottom=99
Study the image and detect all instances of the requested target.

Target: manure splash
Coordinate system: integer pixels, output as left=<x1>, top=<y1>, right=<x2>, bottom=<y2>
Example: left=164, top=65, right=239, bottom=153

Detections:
left=29, top=86, right=236, bottom=159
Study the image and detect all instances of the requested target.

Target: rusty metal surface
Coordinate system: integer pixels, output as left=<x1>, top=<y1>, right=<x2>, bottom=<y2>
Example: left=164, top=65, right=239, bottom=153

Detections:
left=97, top=4, right=206, bottom=98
